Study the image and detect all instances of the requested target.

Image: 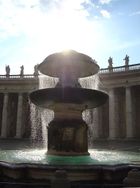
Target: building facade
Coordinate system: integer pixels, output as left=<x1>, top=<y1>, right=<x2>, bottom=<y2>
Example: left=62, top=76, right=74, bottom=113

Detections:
left=0, top=63, right=140, bottom=140
left=95, top=63, right=140, bottom=140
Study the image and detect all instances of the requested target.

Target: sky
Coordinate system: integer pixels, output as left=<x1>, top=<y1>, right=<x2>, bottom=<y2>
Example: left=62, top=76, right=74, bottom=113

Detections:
left=0, top=0, right=140, bottom=74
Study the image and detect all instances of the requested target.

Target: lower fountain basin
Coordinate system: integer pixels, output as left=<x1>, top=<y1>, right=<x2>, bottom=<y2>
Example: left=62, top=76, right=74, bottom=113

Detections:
left=30, top=87, right=108, bottom=110
left=0, top=148, right=139, bottom=185
left=0, top=140, right=140, bottom=186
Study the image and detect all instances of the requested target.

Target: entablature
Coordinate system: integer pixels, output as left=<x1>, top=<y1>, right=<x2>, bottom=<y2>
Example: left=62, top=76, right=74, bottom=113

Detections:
left=0, top=77, right=39, bottom=93
left=99, top=69, right=140, bottom=89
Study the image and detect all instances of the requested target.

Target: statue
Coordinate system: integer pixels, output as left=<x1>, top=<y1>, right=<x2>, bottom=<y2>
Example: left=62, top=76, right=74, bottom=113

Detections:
left=5, top=65, right=10, bottom=77
left=20, top=65, right=24, bottom=77
left=34, top=64, right=39, bottom=77
left=108, top=57, right=113, bottom=72
left=123, top=55, right=129, bottom=66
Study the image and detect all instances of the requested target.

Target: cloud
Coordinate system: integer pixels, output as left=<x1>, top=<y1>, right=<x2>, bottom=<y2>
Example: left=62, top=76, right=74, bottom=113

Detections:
left=130, top=11, right=140, bottom=16
left=0, top=0, right=41, bottom=39
left=99, top=0, right=112, bottom=4
left=0, top=0, right=93, bottom=40
left=0, top=0, right=116, bottom=73
left=0, top=0, right=112, bottom=41
left=100, top=9, right=111, bottom=18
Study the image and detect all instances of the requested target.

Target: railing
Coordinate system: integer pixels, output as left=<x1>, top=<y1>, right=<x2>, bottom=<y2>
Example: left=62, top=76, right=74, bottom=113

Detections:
left=0, top=74, right=38, bottom=79
left=0, top=63, right=140, bottom=79
left=100, top=63, right=140, bottom=73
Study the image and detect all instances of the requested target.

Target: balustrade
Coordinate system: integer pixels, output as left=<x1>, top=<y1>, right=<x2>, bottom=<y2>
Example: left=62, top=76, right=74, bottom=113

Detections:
left=100, top=63, right=140, bottom=73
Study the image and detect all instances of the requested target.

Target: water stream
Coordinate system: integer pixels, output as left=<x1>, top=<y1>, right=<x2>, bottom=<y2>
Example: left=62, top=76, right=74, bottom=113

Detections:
left=30, top=75, right=58, bottom=147
left=80, top=74, right=103, bottom=147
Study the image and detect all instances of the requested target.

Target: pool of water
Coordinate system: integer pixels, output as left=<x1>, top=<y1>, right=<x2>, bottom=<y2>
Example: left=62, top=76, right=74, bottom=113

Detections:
left=0, top=148, right=140, bottom=165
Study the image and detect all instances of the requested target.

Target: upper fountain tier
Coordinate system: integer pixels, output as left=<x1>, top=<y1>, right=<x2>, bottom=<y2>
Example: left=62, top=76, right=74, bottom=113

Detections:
left=38, top=50, right=99, bottom=87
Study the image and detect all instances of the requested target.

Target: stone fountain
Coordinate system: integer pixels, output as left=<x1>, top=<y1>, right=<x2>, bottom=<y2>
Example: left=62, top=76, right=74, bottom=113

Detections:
left=0, top=50, right=139, bottom=187
left=30, top=50, right=108, bottom=157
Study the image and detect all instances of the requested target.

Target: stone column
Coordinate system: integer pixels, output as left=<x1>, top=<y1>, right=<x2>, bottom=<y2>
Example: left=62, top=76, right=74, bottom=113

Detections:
left=15, top=93, right=23, bottom=138
left=125, top=87, right=133, bottom=138
left=1, top=93, right=9, bottom=138
left=108, top=88, right=117, bottom=139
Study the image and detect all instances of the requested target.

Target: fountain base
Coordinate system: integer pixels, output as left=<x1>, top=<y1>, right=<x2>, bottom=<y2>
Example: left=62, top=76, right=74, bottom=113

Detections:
left=0, top=161, right=139, bottom=187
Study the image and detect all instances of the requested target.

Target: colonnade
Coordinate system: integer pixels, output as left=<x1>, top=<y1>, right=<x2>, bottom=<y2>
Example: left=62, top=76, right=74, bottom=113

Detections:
left=92, top=86, right=137, bottom=140
left=0, top=86, right=139, bottom=140
left=0, top=93, right=26, bottom=138
left=108, top=86, right=134, bottom=139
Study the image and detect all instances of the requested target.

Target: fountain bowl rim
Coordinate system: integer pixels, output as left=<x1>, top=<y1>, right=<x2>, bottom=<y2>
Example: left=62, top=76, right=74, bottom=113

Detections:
left=38, top=50, right=100, bottom=78
left=30, top=87, right=108, bottom=110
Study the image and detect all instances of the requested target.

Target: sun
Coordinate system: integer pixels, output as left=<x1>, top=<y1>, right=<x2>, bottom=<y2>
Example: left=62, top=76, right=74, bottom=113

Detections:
left=40, top=2, right=103, bottom=55
left=29, top=1, right=106, bottom=70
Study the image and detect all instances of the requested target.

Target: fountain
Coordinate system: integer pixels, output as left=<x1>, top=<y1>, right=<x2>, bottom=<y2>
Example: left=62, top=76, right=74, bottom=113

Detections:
left=30, top=50, right=108, bottom=157
left=0, top=50, right=140, bottom=187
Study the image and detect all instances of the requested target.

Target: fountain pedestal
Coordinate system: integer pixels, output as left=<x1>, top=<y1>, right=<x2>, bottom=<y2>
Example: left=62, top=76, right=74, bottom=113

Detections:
left=47, top=115, right=89, bottom=156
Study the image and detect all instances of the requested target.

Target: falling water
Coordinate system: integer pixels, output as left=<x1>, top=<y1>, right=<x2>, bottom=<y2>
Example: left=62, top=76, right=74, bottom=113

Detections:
left=79, top=73, right=103, bottom=147
left=79, top=73, right=100, bottom=90
left=39, top=75, right=58, bottom=89
left=30, top=75, right=58, bottom=148
left=30, top=103, right=42, bottom=147
left=30, top=73, right=103, bottom=148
